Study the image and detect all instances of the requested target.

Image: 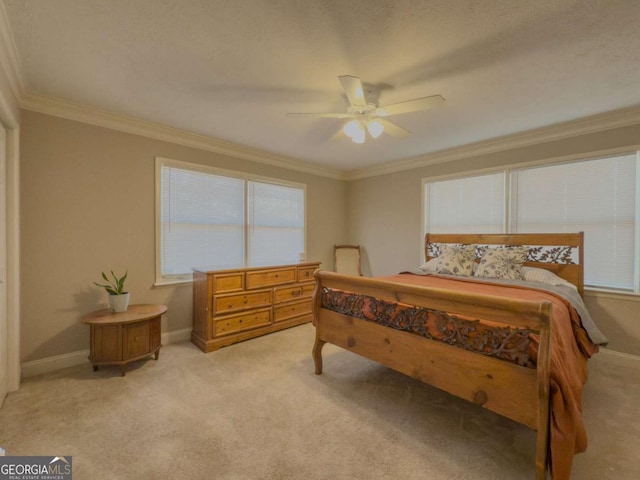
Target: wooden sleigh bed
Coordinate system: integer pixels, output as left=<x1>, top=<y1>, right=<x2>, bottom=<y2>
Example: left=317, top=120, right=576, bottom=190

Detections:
left=312, top=233, right=604, bottom=480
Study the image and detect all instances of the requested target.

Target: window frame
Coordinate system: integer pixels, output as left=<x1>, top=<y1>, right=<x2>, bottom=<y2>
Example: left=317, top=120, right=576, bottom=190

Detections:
left=155, top=156, right=307, bottom=286
left=422, top=147, right=640, bottom=295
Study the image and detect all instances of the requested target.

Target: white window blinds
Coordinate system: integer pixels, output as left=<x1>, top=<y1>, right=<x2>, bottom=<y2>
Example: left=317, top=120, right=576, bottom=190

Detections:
left=425, top=173, right=505, bottom=233
left=248, top=181, right=305, bottom=266
left=160, top=165, right=245, bottom=276
left=512, top=154, right=638, bottom=290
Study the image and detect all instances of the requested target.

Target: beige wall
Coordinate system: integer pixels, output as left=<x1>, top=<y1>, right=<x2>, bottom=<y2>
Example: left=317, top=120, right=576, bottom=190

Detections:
left=18, top=109, right=640, bottom=361
left=348, top=124, right=640, bottom=356
left=20, top=111, right=348, bottom=362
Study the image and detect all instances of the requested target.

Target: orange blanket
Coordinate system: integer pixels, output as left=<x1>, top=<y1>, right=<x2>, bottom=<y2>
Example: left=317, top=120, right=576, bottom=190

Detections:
left=378, top=274, right=598, bottom=480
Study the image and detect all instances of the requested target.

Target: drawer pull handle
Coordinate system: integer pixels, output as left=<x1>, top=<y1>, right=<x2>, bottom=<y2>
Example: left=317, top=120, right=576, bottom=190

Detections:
left=305, top=272, right=310, bottom=277
left=292, top=290, right=301, bottom=297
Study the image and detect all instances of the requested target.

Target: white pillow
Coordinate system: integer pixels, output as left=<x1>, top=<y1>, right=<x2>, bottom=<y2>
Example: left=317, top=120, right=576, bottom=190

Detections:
left=521, top=266, right=577, bottom=290
left=417, top=258, right=439, bottom=273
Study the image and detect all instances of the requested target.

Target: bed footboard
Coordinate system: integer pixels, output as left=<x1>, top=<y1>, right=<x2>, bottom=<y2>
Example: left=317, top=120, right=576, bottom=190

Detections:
left=312, top=270, right=552, bottom=480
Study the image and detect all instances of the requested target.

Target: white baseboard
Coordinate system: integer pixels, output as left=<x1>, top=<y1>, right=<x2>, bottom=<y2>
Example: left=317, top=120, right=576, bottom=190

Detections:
left=596, top=348, right=640, bottom=371
left=161, top=327, right=192, bottom=345
left=21, top=349, right=91, bottom=378
left=21, top=327, right=193, bottom=378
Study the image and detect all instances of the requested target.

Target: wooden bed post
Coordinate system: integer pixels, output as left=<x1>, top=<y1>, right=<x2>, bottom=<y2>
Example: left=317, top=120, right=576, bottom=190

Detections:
left=312, top=270, right=326, bottom=375
left=312, top=338, right=326, bottom=375
left=535, top=301, right=552, bottom=480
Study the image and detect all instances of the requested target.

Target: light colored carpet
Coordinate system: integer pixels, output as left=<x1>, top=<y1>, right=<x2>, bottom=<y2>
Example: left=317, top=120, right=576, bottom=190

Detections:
left=1, top=324, right=638, bottom=479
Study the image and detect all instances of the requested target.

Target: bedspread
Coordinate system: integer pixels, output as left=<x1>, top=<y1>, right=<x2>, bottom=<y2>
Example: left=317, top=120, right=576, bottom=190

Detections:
left=322, top=273, right=599, bottom=480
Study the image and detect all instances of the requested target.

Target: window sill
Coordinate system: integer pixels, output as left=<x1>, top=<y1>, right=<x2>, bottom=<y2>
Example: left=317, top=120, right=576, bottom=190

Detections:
left=153, top=278, right=193, bottom=288
left=584, top=288, right=640, bottom=302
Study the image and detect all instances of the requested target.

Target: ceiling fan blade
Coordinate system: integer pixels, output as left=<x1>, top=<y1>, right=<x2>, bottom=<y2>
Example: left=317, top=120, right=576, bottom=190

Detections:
left=331, top=128, right=345, bottom=141
left=338, top=75, right=367, bottom=106
left=286, top=112, right=353, bottom=118
left=377, top=118, right=411, bottom=138
left=376, top=95, right=445, bottom=117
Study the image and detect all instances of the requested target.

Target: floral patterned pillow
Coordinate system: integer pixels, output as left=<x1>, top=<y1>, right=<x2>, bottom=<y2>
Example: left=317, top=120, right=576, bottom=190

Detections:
left=435, top=244, right=476, bottom=276
left=474, top=246, right=528, bottom=280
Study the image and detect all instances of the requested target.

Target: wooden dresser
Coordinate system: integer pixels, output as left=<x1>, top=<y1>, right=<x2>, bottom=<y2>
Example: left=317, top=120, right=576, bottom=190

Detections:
left=191, top=262, right=320, bottom=352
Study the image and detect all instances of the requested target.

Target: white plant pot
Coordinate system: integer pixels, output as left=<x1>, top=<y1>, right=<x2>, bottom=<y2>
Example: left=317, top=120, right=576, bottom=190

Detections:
left=109, top=293, right=130, bottom=313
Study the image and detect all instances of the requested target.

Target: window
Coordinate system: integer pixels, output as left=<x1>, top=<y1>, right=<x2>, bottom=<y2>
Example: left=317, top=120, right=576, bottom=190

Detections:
left=424, top=172, right=505, bottom=234
left=512, top=154, right=637, bottom=290
left=247, top=181, right=305, bottom=266
left=156, top=158, right=305, bottom=283
left=423, top=152, right=640, bottom=292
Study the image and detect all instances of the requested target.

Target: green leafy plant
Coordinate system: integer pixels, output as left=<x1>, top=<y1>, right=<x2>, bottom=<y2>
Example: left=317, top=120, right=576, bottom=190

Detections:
left=94, top=270, right=128, bottom=295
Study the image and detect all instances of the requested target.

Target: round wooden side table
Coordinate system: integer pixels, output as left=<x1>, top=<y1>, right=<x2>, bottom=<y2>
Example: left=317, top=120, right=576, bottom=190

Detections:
left=81, top=304, right=167, bottom=376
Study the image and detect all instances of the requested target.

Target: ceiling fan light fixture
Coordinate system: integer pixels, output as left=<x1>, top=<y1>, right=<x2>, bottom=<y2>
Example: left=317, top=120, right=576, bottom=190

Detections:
left=366, top=120, right=384, bottom=138
left=351, top=128, right=366, bottom=144
left=343, top=119, right=363, bottom=138
left=288, top=75, right=444, bottom=144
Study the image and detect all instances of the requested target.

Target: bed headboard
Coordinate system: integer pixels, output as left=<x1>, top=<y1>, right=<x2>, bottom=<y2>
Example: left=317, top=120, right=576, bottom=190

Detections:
left=425, top=232, right=585, bottom=296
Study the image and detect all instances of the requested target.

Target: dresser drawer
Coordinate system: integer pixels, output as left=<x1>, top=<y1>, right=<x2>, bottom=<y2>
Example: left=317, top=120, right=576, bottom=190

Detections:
left=273, top=299, right=313, bottom=322
left=297, top=265, right=317, bottom=282
left=300, top=282, right=315, bottom=297
left=214, top=273, right=244, bottom=293
left=273, top=285, right=303, bottom=304
left=215, top=308, right=271, bottom=336
left=215, top=290, right=272, bottom=314
left=246, top=267, right=296, bottom=289
left=274, top=282, right=315, bottom=304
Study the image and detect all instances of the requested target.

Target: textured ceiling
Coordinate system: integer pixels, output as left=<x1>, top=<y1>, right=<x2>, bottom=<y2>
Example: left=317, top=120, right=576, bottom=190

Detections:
left=4, top=0, right=640, bottom=172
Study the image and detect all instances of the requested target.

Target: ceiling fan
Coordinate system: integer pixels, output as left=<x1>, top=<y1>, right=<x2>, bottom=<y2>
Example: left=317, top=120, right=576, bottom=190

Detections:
left=287, top=75, right=445, bottom=144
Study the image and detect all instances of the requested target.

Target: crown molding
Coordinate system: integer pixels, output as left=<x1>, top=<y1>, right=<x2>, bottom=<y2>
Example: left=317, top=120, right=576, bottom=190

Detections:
left=16, top=89, right=640, bottom=184
left=20, top=93, right=347, bottom=181
left=346, top=104, right=640, bottom=180
left=0, top=1, right=26, bottom=102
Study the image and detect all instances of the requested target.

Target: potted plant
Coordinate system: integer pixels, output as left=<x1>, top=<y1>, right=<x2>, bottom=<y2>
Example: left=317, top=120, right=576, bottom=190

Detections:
left=94, top=270, right=130, bottom=312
